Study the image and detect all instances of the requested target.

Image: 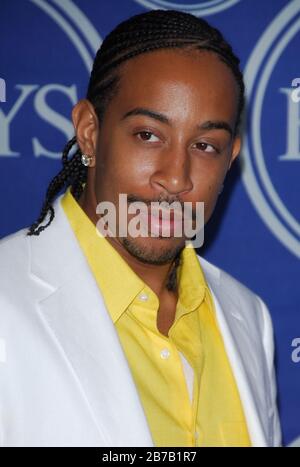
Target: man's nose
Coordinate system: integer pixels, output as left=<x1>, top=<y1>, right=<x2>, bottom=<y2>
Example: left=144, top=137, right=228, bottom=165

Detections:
left=150, top=147, right=193, bottom=197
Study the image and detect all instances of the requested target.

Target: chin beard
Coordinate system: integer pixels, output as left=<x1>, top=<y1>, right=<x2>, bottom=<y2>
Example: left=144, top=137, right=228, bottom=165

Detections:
left=121, top=236, right=184, bottom=266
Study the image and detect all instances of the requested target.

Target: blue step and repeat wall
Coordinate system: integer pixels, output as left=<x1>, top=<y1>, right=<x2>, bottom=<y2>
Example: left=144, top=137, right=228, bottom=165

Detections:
left=0, top=0, right=299, bottom=447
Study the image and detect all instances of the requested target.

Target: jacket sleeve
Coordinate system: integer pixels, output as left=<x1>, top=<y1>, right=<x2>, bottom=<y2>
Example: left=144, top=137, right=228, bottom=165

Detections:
left=257, top=295, right=282, bottom=447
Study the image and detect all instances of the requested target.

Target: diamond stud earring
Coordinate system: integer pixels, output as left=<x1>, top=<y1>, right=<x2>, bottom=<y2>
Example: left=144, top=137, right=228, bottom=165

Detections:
left=81, top=153, right=94, bottom=167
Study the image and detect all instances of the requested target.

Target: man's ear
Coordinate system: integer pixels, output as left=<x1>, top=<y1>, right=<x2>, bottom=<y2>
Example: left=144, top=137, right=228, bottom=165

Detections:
left=71, top=99, right=99, bottom=167
left=228, top=134, right=241, bottom=171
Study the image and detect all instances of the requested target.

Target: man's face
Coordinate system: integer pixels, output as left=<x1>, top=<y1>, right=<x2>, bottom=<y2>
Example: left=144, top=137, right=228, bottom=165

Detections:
left=89, top=49, right=241, bottom=265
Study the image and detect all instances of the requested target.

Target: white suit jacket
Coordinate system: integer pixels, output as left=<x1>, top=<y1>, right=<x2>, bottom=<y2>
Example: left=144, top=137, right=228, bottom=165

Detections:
left=0, top=193, right=281, bottom=447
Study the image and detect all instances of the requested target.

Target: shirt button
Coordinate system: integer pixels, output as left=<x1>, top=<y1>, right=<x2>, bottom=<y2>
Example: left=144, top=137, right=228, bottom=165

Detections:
left=138, top=292, right=149, bottom=302
left=160, top=348, right=171, bottom=359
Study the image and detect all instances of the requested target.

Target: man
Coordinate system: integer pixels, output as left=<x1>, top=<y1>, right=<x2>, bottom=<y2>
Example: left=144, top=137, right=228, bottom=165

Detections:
left=0, top=10, right=281, bottom=446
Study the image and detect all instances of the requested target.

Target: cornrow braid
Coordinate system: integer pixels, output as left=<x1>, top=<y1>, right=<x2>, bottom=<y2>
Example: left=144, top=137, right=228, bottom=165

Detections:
left=27, top=136, right=87, bottom=236
left=166, top=253, right=181, bottom=292
left=27, top=8, right=245, bottom=237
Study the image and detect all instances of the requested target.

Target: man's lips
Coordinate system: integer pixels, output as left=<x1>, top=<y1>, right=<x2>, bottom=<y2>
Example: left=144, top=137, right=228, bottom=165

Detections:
left=139, top=207, right=187, bottom=236
left=149, top=207, right=182, bottom=219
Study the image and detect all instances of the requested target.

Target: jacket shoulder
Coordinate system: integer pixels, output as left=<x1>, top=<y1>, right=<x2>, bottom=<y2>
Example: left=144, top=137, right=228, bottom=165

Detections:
left=198, top=253, right=269, bottom=329
left=0, top=226, right=29, bottom=246
left=199, top=254, right=261, bottom=301
left=0, top=228, right=32, bottom=310
left=0, top=227, right=30, bottom=266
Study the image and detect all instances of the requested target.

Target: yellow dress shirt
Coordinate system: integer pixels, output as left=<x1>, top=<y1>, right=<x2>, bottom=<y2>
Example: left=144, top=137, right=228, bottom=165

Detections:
left=61, top=186, right=251, bottom=447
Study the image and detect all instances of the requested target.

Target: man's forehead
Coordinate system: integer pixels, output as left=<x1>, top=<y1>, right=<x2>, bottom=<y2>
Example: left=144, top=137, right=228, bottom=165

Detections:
left=118, top=49, right=238, bottom=103
left=114, top=84, right=237, bottom=131
left=119, top=48, right=231, bottom=80
left=104, top=49, right=239, bottom=130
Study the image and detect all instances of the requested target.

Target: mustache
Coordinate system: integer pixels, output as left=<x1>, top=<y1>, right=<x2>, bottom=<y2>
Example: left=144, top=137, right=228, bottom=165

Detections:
left=127, top=194, right=197, bottom=221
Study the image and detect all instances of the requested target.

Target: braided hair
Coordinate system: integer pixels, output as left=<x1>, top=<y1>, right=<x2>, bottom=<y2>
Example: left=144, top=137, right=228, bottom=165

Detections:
left=26, top=9, right=245, bottom=290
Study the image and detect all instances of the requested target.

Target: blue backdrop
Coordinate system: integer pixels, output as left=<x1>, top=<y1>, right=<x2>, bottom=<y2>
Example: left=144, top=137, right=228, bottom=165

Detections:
left=1, top=0, right=299, bottom=447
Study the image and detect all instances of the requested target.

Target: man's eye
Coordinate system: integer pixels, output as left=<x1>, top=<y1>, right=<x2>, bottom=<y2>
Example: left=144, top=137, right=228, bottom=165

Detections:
left=194, top=142, right=218, bottom=153
left=135, top=131, right=160, bottom=142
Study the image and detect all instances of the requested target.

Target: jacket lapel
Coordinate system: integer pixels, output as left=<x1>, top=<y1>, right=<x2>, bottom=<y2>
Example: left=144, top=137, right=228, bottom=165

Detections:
left=29, top=194, right=153, bottom=447
left=198, top=256, right=269, bottom=447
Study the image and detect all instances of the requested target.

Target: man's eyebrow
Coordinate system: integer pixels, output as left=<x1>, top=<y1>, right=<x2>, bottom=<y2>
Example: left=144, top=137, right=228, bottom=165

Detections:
left=121, top=107, right=233, bottom=137
left=121, top=107, right=169, bottom=125
left=199, top=120, right=233, bottom=138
